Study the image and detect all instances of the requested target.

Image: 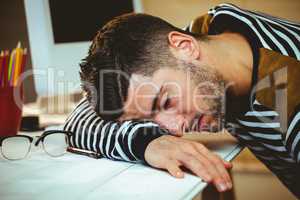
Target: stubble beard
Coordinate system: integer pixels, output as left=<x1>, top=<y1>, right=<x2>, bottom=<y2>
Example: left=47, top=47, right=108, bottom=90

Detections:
left=187, top=62, right=226, bottom=116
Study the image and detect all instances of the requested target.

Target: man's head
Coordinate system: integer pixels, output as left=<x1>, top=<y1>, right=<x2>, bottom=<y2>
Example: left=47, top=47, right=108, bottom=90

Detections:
left=80, top=13, right=226, bottom=135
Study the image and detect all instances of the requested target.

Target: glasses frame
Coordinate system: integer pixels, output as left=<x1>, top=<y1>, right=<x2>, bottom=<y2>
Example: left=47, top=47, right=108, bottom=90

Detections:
left=35, top=130, right=72, bottom=157
left=0, top=135, right=33, bottom=160
left=0, top=130, right=73, bottom=161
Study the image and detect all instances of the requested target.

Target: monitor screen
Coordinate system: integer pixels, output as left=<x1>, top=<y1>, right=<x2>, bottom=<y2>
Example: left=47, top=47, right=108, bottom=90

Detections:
left=49, top=0, right=134, bottom=43
left=25, top=0, right=142, bottom=97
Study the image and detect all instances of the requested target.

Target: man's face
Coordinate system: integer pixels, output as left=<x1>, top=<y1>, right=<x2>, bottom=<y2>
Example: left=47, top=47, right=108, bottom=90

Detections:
left=119, top=64, right=225, bottom=136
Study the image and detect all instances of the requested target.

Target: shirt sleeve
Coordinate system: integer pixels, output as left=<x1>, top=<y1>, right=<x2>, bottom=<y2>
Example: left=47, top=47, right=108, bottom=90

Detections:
left=63, top=98, right=168, bottom=162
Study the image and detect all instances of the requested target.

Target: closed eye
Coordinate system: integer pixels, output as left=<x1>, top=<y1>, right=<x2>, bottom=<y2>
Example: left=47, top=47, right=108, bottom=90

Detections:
left=159, top=92, right=171, bottom=110
left=163, top=97, right=171, bottom=109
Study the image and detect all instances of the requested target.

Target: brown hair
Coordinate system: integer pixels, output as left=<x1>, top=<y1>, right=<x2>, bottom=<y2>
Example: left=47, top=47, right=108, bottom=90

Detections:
left=80, top=13, right=203, bottom=120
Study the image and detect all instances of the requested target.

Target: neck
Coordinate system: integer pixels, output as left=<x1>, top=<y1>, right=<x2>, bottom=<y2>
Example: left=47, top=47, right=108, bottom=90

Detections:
left=200, top=32, right=253, bottom=96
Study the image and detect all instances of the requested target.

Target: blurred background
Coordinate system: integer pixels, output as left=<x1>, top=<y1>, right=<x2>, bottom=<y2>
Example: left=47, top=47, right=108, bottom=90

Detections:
left=0, top=0, right=299, bottom=199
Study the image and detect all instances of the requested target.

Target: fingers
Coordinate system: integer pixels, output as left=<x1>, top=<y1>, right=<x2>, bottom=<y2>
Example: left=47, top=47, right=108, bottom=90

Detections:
left=223, top=160, right=233, bottom=169
left=144, top=135, right=232, bottom=192
left=193, top=143, right=232, bottom=191
left=178, top=153, right=213, bottom=182
left=165, top=160, right=184, bottom=178
left=210, top=154, right=232, bottom=190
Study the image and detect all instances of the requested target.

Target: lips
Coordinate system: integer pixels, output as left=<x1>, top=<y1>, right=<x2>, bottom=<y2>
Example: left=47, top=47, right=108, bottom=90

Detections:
left=189, top=115, right=219, bottom=132
left=194, top=115, right=214, bottom=132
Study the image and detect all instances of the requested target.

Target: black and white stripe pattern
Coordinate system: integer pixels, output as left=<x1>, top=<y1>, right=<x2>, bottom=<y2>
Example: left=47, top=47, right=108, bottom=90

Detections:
left=235, top=100, right=300, bottom=194
left=63, top=98, right=166, bottom=162
left=209, top=3, right=300, bottom=60
left=206, top=4, right=300, bottom=197
left=286, top=107, right=300, bottom=163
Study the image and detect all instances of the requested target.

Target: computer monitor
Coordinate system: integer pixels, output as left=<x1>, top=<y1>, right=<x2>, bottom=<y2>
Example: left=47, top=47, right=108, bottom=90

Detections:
left=24, top=0, right=143, bottom=97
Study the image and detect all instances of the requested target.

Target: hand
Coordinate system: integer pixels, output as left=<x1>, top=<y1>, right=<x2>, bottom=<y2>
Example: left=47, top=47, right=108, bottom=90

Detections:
left=144, top=135, right=233, bottom=192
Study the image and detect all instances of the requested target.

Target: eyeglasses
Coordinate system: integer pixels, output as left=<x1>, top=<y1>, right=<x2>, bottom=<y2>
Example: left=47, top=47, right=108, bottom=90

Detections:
left=0, top=130, right=72, bottom=161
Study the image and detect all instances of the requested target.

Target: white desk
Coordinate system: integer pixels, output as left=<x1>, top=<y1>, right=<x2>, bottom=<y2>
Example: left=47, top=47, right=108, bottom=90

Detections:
left=0, top=131, right=242, bottom=200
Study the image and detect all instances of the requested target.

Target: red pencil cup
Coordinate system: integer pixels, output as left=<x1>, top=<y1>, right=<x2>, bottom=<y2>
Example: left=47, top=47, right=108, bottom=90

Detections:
left=0, top=86, right=23, bottom=136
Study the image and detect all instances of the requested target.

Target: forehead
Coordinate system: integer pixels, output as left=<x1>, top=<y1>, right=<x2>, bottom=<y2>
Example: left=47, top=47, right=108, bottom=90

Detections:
left=120, top=68, right=189, bottom=120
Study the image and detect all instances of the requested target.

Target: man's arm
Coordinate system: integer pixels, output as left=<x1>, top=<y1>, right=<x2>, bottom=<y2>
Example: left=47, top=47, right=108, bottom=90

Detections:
left=63, top=98, right=165, bottom=162
left=64, top=98, right=233, bottom=192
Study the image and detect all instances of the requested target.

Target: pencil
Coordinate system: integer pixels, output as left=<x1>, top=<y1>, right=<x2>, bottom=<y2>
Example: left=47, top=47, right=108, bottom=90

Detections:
left=10, top=54, right=15, bottom=86
left=13, top=42, right=23, bottom=86
left=8, top=49, right=15, bottom=85
left=17, top=48, right=27, bottom=85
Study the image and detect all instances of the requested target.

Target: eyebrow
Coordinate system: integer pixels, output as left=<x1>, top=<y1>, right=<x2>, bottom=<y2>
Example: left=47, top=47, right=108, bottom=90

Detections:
left=150, top=87, right=162, bottom=116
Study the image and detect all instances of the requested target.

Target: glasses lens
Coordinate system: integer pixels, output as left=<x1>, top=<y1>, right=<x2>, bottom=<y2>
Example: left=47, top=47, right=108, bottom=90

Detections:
left=1, top=137, right=31, bottom=160
left=42, top=133, right=68, bottom=157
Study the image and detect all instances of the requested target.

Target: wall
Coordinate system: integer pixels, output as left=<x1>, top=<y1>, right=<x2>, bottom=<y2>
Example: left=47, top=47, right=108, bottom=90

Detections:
left=142, top=0, right=300, bottom=28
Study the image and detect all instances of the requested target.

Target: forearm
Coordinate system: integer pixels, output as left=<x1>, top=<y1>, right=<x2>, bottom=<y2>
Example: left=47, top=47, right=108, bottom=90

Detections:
left=63, top=98, right=167, bottom=162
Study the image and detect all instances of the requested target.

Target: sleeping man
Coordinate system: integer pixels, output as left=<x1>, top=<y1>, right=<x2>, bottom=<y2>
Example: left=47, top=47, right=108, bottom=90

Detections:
left=64, top=4, right=300, bottom=197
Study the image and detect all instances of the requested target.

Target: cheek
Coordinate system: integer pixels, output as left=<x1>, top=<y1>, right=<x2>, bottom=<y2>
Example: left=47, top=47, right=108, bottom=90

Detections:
left=153, top=111, right=182, bottom=135
left=177, top=87, right=195, bottom=114
left=192, top=91, right=210, bottom=113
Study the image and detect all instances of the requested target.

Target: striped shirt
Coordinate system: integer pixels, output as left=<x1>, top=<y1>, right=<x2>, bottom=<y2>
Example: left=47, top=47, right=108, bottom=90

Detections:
left=64, top=3, right=300, bottom=197
left=194, top=3, right=299, bottom=197
left=63, top=98, right=167, bottom=162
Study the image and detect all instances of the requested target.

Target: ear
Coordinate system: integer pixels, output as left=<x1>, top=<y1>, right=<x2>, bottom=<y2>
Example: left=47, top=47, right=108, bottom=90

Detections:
left=168, top=31, right=200, bottom=60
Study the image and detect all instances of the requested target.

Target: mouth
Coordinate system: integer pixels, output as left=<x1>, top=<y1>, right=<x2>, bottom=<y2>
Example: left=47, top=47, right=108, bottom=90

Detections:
left=188, top=115, right=204, bottom=132
left=190, top=114, right=219, bottom=132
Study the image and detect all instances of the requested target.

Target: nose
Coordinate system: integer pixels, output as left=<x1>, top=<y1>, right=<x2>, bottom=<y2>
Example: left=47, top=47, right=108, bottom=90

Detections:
left=169, top=116, right=188, bottom=136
